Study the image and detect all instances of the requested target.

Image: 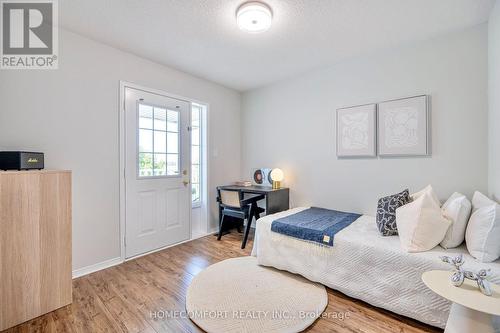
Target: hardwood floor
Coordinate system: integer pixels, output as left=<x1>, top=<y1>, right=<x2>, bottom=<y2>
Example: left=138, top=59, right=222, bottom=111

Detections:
left=3, top=231, right=442, bottom=333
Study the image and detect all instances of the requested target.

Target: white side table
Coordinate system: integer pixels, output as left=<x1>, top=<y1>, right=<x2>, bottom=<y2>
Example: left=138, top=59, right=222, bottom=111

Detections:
left=422, top=270, right=500, bottom=333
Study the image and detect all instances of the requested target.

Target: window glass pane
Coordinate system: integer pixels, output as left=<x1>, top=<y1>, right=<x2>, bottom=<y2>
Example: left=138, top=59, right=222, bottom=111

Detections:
left=154, top=107, right=167, bottom=131
left=167, top=132, right=178, bottom=154
left=192, top=107, right=200, bottom=128
left=192, top=164, right=200, bottom=184
left=138, top=153, right=153, bottom=177
left=139, top=104, right=153, bottom=129
left=191, top=104, right=203, bottom=204
left=192, top=107, right=200, bottom=120
left=167, top=154, right=179, bottom=175
left=167, top=110, right=179, bottom=132
left=192, top=184, right=200, bottom=202
left=139, top=129, right=153, bottom=152
left=153, top=154, right=166, bottom=176
left=192, top=127, right=200, bottom=146
left=192, top=145, right=200, bottom=165
left=154, top=131, right=166, bottom=153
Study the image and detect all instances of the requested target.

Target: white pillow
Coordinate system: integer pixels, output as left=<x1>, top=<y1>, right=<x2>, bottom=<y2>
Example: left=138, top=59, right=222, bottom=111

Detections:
left=396, top=191, right=451, bottom=252
left=465, top=191, right=500, bottom=262
left=440, top=192, right=472, bottom=249
left=410, top=184, right=441, bottom=206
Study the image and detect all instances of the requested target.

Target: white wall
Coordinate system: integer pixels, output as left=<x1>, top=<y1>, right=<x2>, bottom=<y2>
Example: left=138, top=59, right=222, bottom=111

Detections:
left=489, top=1, right=500, bottom=201
left=0, top=30, right=241, bottom=271
left=242, top=25, right=489, bottom=215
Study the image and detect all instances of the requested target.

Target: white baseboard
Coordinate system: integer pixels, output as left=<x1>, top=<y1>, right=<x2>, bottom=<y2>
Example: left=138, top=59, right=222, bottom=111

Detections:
left=72, top=230, right=217, bottom=279
left=72, top=257, right=123, bottom=279
left=125, top=232, right=214, bottom=262
left=191, top=230, right=215, bottom=240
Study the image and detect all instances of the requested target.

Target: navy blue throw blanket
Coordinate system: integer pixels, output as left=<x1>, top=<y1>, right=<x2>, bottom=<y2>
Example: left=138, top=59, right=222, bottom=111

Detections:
left=271, top=207, right=362, bottom=246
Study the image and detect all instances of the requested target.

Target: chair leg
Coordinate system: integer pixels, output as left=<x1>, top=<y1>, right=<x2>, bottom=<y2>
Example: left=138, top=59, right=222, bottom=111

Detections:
left=217, top=215, right=225, bottom=241
left=242, top=205, right=255, bottom=249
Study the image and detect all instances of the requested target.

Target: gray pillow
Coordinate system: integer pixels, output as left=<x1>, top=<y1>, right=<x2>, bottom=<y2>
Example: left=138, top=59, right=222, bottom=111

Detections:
left=376, top=189, right=410, bottom=236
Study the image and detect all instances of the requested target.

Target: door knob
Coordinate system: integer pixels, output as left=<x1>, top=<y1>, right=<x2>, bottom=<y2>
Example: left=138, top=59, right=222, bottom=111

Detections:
left=182, top=169, right=189, bottom=186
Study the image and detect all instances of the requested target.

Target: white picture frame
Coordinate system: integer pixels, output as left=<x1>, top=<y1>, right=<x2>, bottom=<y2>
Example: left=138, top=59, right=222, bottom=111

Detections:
left=377, top=95, right=430, bottom=156
left=336, top=104, right=377, bottom=158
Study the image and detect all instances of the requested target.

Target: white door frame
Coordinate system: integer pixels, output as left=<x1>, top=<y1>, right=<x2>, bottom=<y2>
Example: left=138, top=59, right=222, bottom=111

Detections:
left=119, top=81, right=210, bottom=262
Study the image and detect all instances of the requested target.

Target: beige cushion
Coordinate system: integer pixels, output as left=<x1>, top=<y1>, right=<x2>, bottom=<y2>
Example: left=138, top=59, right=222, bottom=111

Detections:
left=410, top=184, right=441, bottom=206
left=465, top=191, right=500, bottom=262
left=440, top=192, right=472, bottom=249
left=396, top=189, right=451, bottom=253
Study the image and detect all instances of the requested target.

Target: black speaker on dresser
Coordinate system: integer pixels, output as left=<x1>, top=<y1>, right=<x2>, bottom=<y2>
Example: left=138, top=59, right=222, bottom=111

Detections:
left=0, top=151, right=44, bottom=170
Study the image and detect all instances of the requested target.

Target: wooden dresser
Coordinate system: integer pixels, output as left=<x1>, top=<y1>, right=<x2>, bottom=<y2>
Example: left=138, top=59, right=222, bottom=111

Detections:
left=0, top=170, right=72, bottom=331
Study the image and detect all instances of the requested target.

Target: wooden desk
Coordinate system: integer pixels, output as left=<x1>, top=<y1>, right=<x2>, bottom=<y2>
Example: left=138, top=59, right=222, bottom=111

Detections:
left=217, top=185, right=289, bottom=215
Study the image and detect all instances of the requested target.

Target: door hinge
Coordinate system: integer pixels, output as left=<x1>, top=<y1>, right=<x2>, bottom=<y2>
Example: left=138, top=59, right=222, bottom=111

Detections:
left=187, top=126, right=192, bottom=132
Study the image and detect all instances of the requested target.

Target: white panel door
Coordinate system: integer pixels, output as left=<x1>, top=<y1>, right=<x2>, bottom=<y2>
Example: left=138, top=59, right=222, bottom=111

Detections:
left=124, top=87, right=191, bottom=258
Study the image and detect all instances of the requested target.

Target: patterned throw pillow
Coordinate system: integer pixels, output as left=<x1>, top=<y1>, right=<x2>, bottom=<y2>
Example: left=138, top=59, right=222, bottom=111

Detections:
left=376, top=189, right=410, bottom=236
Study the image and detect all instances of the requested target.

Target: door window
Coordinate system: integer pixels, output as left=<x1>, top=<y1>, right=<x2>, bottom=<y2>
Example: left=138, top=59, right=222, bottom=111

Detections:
left=138, top=103, right=180, bottom=177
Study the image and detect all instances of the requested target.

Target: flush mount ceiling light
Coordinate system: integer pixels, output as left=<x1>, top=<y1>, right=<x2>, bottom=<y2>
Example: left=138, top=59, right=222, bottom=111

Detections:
left=236, top=2, right=273, bottom=33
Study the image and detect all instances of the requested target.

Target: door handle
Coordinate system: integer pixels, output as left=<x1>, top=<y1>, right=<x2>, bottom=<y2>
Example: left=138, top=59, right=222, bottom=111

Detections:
left=182, top=169, right=189, bottom=186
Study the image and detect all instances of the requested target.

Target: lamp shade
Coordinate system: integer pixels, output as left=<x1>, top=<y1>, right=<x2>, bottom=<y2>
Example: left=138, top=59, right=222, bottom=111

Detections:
left=270, top=168, right=284, bottom=182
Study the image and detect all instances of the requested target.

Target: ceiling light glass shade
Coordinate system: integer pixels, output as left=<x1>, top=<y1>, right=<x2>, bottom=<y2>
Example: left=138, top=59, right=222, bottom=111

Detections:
left=236, top=2, right=272, bottom=33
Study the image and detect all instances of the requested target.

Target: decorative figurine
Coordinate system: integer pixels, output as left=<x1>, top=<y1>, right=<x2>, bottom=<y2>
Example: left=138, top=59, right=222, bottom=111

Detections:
left=440, top=254, right=492, bottom=296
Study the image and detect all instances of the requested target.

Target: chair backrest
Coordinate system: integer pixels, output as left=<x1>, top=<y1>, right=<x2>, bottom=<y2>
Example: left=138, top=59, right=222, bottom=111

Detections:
left=219, top=190, right=241, bottom=208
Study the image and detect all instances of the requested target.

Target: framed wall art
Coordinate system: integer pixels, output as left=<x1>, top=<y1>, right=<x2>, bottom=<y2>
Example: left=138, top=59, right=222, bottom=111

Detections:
left=336, top=104, right=377, bottom=157
left=377, top=95, right=430, bottom=156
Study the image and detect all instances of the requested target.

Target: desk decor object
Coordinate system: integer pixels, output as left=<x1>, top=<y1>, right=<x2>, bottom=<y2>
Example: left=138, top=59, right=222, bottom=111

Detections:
left=270, top=168, right=284, bottom=189
left=336, top=104, right=377, bottom=157
left=234, top=180, right=252, bottom=187
left=253, top=168, right=272, bottom=186
left=440, top=254, right=492, bottom=296
left=377, top=95, right=429, bottom=156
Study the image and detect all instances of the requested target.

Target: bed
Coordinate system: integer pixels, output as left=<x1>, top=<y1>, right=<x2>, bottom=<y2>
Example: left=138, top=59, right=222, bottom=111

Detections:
left=251, top=207, right=500, bottom=329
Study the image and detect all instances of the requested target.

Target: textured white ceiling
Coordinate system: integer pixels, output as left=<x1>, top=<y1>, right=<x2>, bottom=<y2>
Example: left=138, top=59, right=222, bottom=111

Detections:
left=60, top=0, right=495, bottom=91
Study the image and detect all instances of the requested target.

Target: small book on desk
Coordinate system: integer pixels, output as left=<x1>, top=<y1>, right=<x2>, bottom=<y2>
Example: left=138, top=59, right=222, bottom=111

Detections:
left=234, top=181, right=252, bottom=187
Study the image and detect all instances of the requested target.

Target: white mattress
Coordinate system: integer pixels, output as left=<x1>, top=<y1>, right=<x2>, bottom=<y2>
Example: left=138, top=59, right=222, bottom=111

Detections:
left=251, top=207, right=500, bottom=330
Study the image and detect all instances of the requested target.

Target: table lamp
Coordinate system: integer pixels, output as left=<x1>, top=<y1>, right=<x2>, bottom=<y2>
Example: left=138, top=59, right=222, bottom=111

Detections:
left=270, top=168, right=284, bottom=189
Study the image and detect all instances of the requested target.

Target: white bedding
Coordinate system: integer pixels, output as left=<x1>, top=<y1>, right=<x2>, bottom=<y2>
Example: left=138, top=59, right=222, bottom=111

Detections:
left=251, top=207, right=500, bottom=329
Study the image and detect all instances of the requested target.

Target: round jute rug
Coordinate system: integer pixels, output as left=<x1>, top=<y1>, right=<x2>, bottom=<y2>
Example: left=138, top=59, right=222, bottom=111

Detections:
left=186, top=256, right=327, bottom=333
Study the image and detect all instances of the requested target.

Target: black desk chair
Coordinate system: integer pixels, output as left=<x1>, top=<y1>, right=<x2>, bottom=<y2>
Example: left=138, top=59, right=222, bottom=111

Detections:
left=216, top=188, right=265, bottom=249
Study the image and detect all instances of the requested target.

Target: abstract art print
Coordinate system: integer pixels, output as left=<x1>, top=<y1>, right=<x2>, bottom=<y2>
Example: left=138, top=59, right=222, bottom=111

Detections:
left=377, top=95, right=429, bottom=156
left=336, top=104, right=377, bottom=157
